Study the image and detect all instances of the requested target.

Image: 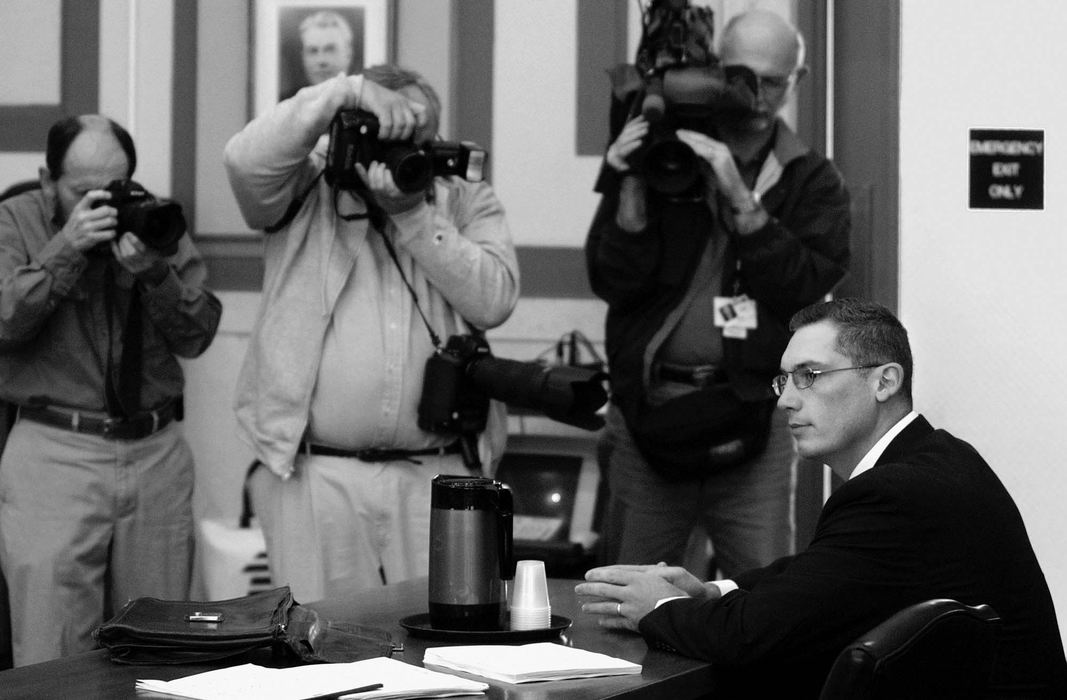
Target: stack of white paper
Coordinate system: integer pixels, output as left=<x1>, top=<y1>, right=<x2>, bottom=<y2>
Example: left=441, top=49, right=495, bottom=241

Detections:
left=423, top=642, right=642, bottom=684
left=136, top=656, right=488, bottom=699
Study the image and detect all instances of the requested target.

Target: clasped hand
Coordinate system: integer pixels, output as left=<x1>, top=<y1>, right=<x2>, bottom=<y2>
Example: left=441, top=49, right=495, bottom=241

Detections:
left=574, top=563, right=716, bottom=632
left=63, top=191, right=168, bottom=283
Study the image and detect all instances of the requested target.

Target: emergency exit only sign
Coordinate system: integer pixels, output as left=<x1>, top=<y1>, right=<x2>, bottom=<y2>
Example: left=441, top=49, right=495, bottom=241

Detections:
left=969, top=129, right=1044, bottom=210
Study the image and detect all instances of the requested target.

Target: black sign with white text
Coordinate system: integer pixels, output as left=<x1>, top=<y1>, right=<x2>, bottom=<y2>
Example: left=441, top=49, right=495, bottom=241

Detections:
left=969, top=129, right=1044, bottom=210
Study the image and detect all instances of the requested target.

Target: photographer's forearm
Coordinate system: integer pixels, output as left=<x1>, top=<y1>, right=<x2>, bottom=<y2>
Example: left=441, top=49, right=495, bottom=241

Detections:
left=222, top=77, right=352, bottom=229
left=391, top=186, right=519, bottom=330
left=140, top=240, right=222, bottom=359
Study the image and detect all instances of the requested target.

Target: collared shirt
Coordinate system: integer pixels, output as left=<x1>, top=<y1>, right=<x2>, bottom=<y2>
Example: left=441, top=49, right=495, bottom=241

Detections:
left=224, top=74, right=520, bottom=474
left=695, top=411, right=921, bottom=601
left=0, top=189, right=221, bottom=413
left=847, top=410, right=919, bottom=481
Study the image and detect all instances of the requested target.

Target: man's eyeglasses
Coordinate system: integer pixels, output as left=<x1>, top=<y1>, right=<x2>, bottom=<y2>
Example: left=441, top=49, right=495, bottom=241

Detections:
left=771, top=365, right=883, bottom=397
left=725, top=65, right=795, bottom=98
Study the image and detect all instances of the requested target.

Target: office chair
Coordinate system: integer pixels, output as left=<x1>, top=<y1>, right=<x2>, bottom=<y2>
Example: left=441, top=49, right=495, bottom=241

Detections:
left=819, top=598, right=1001, bottom=700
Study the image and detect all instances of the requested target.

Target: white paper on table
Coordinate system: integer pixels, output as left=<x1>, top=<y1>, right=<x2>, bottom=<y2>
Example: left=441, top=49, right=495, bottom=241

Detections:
left=136, top=656, right=489, bottom=700
left=423, top=642, right=642, bottom=684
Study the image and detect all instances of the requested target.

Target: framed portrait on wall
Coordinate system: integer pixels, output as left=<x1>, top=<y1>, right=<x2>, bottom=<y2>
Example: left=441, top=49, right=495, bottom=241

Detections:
left=252, top=0, right=393, bottom=117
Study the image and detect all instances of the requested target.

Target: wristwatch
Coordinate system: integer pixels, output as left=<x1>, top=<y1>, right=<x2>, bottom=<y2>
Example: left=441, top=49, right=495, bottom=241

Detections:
left=731, top=190, right=762, bottom=215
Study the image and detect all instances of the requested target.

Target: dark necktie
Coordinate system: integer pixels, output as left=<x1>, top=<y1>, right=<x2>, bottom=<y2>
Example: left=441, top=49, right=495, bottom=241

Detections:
left=117, top=283, right=143, bottom=416
left=104, top=266, right=143, bottom=418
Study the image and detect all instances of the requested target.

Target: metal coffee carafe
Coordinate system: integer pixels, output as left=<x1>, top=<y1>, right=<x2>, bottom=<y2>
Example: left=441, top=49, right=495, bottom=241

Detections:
left=428, top=475, right=514, bottom=630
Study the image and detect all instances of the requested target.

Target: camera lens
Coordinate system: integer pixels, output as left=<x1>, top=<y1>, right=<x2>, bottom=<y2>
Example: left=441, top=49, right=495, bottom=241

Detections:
left=382, top=144, right=432, bottom=193
left=642, top=137, right=701, bottom=195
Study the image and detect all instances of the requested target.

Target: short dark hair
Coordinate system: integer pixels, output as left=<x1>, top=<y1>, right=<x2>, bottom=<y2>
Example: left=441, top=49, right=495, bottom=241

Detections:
left=790, top=298, right=913, bottom=400
left=45, top=115, right=137, bottom=180
left=361, top=63, right=441, bottom=133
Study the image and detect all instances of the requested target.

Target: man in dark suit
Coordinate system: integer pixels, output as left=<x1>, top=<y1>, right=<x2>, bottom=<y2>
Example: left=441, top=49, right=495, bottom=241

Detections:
left=576, top=298, right=1067, bottom=698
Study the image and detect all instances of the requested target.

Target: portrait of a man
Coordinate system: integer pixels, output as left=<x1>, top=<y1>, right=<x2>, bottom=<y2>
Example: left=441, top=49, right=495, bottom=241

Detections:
left=277, top=6, right=366, bottom=101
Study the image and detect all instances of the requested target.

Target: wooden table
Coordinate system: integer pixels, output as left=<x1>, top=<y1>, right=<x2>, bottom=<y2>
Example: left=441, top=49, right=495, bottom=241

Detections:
left=0, top=578, right=715, bottom=699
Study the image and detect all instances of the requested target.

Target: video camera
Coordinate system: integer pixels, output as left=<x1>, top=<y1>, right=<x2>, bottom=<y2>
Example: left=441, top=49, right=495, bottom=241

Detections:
left=325, top=109, right=487, bottom=193
left=418, top=334, right=609, bottom=467
left=613, top=0, right=759, bottom=196
left=94, top=179, right=186, bottom=256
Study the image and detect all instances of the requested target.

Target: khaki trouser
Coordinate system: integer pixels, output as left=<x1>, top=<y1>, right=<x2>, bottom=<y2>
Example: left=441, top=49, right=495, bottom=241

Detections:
left=249, top=452, right=467, bottom=603
left=0, top=418, right=194, bottom=666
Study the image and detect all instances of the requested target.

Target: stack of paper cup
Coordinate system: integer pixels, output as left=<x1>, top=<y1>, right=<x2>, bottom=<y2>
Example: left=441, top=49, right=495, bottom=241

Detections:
left=510, top=560, right=551, bottom=630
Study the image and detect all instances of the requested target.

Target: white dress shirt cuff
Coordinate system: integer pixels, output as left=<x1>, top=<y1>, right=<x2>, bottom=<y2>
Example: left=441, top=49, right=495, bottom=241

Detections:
left=712, top=579, right=739, bottom=596
left=653, top=579, right=738, bottom=609
left=653, top=595, right=690, bottom=609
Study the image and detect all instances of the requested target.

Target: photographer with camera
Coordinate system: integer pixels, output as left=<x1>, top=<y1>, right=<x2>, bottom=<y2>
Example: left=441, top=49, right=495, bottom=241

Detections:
left=224, top=64, right=519, bottom=602
left=587, top=8, right=850, bottom=574
left=0, top=115, right=222, bottom=666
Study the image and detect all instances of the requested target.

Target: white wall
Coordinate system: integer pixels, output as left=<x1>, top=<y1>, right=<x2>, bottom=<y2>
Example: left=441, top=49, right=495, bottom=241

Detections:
left=900, top=0, right=1067, bottom=636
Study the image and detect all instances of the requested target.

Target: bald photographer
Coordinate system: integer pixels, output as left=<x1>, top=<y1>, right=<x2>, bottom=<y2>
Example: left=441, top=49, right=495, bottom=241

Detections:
left=0, top=115, right=221, bottom=666
left=586, top=7, right=851, bottom=574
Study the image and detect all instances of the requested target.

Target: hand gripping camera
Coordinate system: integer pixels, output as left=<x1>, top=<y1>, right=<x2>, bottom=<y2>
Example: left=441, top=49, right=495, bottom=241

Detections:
left=418, top=334, right=609, bottom=467
left=611, top=0, right=760, bottom=196
left=325, top=109, right=487, bottom=193
left=94, top=179, right=186, bottom=256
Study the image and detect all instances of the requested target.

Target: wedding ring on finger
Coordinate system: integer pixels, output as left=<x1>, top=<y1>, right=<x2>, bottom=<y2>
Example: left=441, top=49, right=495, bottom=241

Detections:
left=616, top=602, right=622, bottom=616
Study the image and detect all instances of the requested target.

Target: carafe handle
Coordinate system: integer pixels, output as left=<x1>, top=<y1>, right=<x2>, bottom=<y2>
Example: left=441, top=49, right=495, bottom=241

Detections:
left=497, top=484, right=514, bottom=580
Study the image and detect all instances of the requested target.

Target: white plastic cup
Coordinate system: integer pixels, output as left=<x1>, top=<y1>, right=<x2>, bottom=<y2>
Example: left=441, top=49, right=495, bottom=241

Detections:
left=510, top=560, right=551, bottom=630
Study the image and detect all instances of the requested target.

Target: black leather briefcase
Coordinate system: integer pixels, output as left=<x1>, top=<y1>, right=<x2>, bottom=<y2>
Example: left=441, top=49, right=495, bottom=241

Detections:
left=94, top=586, right=394, bottom=665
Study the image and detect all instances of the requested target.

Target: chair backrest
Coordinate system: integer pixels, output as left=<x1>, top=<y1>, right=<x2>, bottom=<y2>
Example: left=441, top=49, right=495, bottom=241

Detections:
left=0, top=179, right=41, bottom=202
left=819, top=598, right=1001, bottom=700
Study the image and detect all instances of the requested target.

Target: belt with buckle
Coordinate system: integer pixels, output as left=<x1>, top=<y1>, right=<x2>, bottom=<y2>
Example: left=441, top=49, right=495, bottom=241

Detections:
left=18, top=401, right=179, bottom=440
left=652, top=362, right=728, bottom=388
left=298, top=441, right=462, bottom=463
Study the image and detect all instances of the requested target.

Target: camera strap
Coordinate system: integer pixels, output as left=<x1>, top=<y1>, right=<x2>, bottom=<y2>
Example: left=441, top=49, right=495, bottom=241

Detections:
left=368, top=192, right=489, bottom=472
left=264, top=169, right=326, bottom=234
left=265, top=170, right=443, bottom=347
left=374, top=220, right=442, bottom=351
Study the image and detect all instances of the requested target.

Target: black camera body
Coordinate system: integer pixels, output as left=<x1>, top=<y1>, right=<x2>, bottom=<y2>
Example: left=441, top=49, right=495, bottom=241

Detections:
left=418, top=334, right=609, bottom=445
left=97, top=179, right=186, bottom=255
left=418, top=334, right=495, bottom=437
left=615, top=0, right=759, bottom=196
left=325, top=109, right=487, bottom=193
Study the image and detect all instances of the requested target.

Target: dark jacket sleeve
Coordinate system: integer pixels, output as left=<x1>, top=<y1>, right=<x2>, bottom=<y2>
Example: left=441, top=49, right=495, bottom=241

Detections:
left=734, top=156, right=851, bottom=323
left=637, top=476, right=926, bottom=667
left=140, top=235, right=222, bottom=358
left=584, top=184, right=667, bottom=311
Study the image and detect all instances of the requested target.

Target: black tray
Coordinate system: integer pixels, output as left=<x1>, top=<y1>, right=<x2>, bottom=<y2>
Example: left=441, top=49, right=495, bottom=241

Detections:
left=399, top=613, right=571, bottom=642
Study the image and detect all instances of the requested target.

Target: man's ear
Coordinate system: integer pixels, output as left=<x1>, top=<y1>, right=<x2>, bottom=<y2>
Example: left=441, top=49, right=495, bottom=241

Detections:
left=38, top=166, right=55, bottom=200
left=874, top=363, right=905, bottom=402
left=793, top=65, right=809, bottom=86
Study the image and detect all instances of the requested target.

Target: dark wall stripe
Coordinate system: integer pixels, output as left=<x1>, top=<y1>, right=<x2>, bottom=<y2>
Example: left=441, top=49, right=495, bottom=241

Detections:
left=201, top=240, right=596, bottom=299
left=795, top=1, right=827, bottom=155
left=173, top=0, right=198, bottom=232
left=452, top=0, right=493, bottom=171
left=576, top=0, right=629, bottom=156
left=517, top=246, right=594, bottom=299
left=0, top=0, right=98, bottom=152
